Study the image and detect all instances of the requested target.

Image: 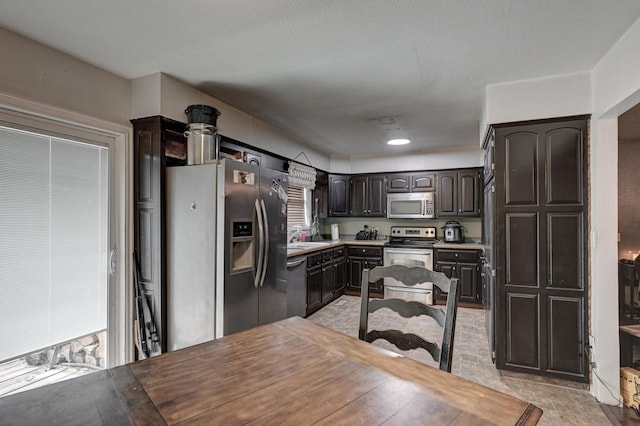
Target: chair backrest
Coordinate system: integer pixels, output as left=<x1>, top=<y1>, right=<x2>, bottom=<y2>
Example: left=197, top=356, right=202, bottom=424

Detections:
left=358, top=264, right=460, bottom=372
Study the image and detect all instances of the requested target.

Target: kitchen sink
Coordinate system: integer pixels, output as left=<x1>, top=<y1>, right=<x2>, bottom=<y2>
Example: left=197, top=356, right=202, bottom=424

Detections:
left=287, top=241, right=332, bottom=250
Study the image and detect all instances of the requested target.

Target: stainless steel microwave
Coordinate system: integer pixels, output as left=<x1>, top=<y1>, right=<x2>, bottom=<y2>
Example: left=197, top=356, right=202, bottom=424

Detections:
left=387, top=192, right=435, bottom=219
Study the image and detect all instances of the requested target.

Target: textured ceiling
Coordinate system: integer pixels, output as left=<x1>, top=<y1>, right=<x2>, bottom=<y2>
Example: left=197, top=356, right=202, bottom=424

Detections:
left=1, top=1, right=640, bottom=156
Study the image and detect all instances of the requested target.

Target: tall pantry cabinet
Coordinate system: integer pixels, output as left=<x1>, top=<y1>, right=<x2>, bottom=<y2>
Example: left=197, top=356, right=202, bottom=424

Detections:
left=491, top=116, right=589, bottom=383
left=132, top=116, right=187, bottom=353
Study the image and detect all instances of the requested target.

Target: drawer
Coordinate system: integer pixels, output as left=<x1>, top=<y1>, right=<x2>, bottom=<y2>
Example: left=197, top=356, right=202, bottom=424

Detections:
left=322, top=248, right=334, bottom=262
left=348, top=246, right=382, bottom=258
left=307, top=252, right=323, bottom=268
left=333, top=246, right=345, bottom=258
left=435, top=249, right=479, bottom=263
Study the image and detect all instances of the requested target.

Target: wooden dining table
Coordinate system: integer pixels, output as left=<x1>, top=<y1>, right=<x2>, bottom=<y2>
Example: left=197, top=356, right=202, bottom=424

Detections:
left=0, top=316, right=542, bottom=425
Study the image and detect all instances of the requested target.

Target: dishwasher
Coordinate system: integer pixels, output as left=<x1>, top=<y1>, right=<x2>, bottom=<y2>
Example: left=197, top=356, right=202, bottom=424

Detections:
left=285, top=255, right=307, bottom=318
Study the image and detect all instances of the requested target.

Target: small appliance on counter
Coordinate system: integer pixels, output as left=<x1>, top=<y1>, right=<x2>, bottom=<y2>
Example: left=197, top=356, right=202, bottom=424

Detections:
left=356, top=225, right=378, bottom=240
left=441, top=221, right=465, bottom=243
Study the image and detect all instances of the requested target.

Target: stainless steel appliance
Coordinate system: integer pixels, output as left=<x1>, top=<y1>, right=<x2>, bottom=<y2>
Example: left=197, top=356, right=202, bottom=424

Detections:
left=386, top=192, right=435, bottom=219
left=218, top=159, right=288, bottom=336
left=166, top=164, right=219, bottom=351
left=165, top=159, right=288, bottom=351
left=442, top=220, right=465, bottom=243
left=285, top=256, right=307, bottom=318
left=383, top=226, right=436, bottom=304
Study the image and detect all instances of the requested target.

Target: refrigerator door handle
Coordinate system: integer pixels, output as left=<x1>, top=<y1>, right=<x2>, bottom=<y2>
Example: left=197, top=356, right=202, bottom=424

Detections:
left=259, top=199, right=269, bottom=287
left=255, top=198, right=265, bottom=288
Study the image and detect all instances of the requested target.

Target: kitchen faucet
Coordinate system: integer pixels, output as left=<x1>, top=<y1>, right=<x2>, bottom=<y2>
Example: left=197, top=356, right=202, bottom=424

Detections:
left=287, top=227, right=302, bottom=243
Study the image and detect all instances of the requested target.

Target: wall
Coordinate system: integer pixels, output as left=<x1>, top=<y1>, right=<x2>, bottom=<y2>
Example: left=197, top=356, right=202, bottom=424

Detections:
left=0, top=28, right=130, bottom=126
left=130, top=73, right=332, bottom=172
left=485, top=71, right=592, bottom=125
left=331, top=146, right=483, bottom=174
left=591, top=15, right=640, bottom=406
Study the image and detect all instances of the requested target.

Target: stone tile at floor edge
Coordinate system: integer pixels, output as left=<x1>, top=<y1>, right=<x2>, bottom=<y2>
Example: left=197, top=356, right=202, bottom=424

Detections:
left=521, top=381, right=590, bottom=406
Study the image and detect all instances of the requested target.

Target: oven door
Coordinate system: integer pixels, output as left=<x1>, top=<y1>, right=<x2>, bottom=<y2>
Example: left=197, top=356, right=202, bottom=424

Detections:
left=383, top=247, right=433, bottom=271
left=383, top=247, right=434, bottom=304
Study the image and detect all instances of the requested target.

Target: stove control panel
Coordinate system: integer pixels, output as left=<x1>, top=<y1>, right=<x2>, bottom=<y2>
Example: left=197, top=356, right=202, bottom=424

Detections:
left=390, top=226, right=436, bottom=239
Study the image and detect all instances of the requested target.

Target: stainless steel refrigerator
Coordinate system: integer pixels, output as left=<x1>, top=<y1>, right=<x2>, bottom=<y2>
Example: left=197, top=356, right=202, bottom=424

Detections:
left=166, top=159, right=288, bottom=351
left=217, top=159, right=289, bottom=336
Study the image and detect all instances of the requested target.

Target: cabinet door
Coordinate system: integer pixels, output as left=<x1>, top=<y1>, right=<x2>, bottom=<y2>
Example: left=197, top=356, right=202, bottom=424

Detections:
left=132, top=116, right=185, bottom=353
left=411, top=173, right=436, bottom=192
left=313, top=172, right=328, bottom=219
left=483, top=129, right=495, bottom=185
left=307, top=266, right=323, bottom=314
left=437, top=172, right=457, bottom=217
left=321, top=261, right=335, bottom=304
left=364, top=257, right=383, bottom=293
left=435, top=261, right=456, bottom=300
left=350, top=176, right=367, bottom=216
left=334, top=257, right=347, bottom=294
left=495, top=117, right=588, bottom=382
left=458, top=262, right=479, bottom=302
left=458, top=170, right=481, bottom=216
left=367, top=175, right=387, bottom=216
left=347, top=257, right=365, bottom=291
left=328, top=175, right=350, bottom=217
left=387, top=174, right=410, bottom=193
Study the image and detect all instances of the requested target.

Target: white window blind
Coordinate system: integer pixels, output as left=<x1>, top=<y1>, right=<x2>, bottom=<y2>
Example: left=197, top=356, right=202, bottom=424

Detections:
left=0, top=125, right=108, bottom=361
left=287, top=186, right=309, bottom=228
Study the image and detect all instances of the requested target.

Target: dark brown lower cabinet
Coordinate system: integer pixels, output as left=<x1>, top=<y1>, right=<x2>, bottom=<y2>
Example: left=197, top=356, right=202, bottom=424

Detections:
left=434, top=248, right=481, bottom=303
left=334, top=248, right=347, bottom=294
left=307, top=252, right=323, bottom=314
left=492, top=116, right=589, bottom=382
left=347, top=246, right=383, bottom=294
left=306, top=248, right=345, bottom=316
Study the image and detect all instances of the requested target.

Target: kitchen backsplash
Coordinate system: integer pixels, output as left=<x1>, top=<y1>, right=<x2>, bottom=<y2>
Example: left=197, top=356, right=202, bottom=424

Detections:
left=319, top=218, right=481, bottom=241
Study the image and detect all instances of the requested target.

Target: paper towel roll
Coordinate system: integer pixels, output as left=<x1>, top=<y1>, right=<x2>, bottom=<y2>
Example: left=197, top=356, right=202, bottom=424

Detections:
left=331, top=224, right=339, bottom=241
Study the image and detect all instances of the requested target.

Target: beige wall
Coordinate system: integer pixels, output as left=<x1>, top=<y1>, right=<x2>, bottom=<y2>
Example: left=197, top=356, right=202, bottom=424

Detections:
left=0, top=28, right=130, bottom=126
left=131, top=73, right=332, bottom=171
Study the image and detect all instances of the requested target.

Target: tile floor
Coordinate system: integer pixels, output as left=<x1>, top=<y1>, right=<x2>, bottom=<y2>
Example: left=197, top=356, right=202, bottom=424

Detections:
left=307, top=295, right=615, bottom=426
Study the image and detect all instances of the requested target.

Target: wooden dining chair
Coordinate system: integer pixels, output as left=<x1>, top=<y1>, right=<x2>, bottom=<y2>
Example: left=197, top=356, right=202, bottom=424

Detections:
left=358, top=264, right=460, bottom=372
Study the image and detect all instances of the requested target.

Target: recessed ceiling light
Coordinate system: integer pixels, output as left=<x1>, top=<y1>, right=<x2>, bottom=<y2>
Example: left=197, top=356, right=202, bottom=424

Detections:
left=387, top=138, right=411, bottom=146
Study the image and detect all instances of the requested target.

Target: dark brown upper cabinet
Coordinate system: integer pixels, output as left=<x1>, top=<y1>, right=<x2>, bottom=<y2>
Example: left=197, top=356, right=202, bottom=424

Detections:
left=436, top=169, right=482, bottom=217
left=386, top=173, right=410, bottom=193
left=350, top=175, right=387, bottom=217
left=411, top=172, right=436, bottom=192
left=483, top=129, right=495, bottom=185
left=313, top=171, right=329, bottom=219
left=387, top=172, right=436, bottom=193
left=328, top=174, right=350, bottom=217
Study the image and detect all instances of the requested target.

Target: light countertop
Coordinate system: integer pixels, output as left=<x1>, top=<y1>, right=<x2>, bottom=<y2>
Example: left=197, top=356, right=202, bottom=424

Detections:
left=287, top=237, right=485, bottom=257
left=287, top=236, right=385, bottom=257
